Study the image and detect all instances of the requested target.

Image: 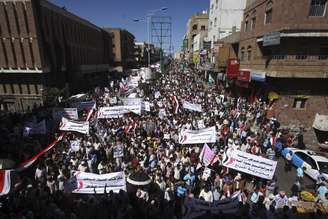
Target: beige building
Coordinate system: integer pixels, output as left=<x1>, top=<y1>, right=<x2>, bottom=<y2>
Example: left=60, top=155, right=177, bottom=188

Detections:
left=184, top=11, right=209, bottom=60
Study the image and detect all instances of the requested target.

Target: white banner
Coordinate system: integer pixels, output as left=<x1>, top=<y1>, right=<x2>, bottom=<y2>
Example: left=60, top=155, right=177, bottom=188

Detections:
left=53, top=108, right=78, bottom=120
left=122, top=98, right=142, bottom=106
left=23, top=120, right=47, bottom=136
left=77, top=101, right=96, bottom=111
left=59, top=117, right=89, bottom=135
left=72, top=171, right=126, bottom=194
left=183, top=101, right=202, bottom=112
left=97, top=105, right=141, bottom=119
left=223, top=149, right=277, bottom=180
left=179, top=126, right=216, bottom=144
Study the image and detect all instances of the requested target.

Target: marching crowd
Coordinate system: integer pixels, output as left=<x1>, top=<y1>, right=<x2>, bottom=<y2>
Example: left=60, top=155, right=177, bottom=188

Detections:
left=0, top=61, right=327, bottom=219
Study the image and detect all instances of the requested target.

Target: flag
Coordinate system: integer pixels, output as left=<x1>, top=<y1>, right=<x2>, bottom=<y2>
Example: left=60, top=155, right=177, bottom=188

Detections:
left=124, top=120, right=138, bottom=134
left=172, top=96, right=179, bottom=114
left=199, top=144, right=215, bottom=166
left=16, top=133, right=65, bottom=170
left=0, top=170, right=11, bottom=196
left=86, top=103, right=96, bottom=121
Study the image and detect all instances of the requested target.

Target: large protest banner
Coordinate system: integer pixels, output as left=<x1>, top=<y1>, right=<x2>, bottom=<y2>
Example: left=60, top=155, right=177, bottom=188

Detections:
left=183, top=101, right=203, bottom=112
left=53, top=108, right=78, bottom=120
left=183, top=192, right=240, bottom=219
left=23, top=120, right=47, bottom=136
left=223, top=149, right=277, bottom=180
left=77, top=101, right=96, bottom=111
left=66, top=171, right=126, bottom=194
left=59, top=117, right=89, bottom=135
left=179, top=126, right=216, bottom=144
left=97, top=105, right=141, bottom=119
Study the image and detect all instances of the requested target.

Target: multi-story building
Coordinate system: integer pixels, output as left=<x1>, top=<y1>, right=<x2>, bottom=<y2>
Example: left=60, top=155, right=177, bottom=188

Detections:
left=0, top=0, right=114, bottom=112
left=104, top=28, right=136, bottom=71
left=185, top=11, right=209, bottom=61
left=208, top=0, right=246, bottom=63
left=134, top=42, right=160, bottom=67
left=238, top=0, right=328, bottom=131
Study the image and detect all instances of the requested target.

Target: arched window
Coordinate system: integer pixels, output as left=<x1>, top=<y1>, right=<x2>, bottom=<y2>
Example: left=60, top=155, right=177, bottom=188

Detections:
left=192, top=24, right=198, bottom=30
left=214, top=18, right=217, bottom=27
left=309, top=0, right=327, bottom=16
left=265, top=1, right=273, bottom=24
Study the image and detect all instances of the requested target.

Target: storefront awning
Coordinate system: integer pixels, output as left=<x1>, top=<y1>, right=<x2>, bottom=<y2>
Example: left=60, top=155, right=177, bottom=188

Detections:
left=313, top=113, right=328, bottom=132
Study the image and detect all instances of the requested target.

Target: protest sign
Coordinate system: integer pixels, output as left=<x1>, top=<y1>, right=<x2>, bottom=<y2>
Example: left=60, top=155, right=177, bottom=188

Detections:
left=183, top=101, right=202, bottom=112
left=223, top=149, right=277, bottom=180
left=179, top=126, right=216, bottom=144
left=23, top=120, right=47, bottom=136
left=199, top=144, right=215, bottom=166
left=70, top=140, right=81, bottom=152
left=113, top=145, right=124, bottom=158
left=98, top=104, right=142, bottom=119
left=67, top=171, right=126, bottom=194
left=53, top=108, right=78, bottom=120
left=59, top=117, right=89, bottom=135
left=77, top=101, right=96, bottom=111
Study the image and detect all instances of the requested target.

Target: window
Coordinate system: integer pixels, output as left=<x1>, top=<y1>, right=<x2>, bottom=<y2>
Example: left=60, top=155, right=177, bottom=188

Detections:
left=293, top=98, right=307, bottom=109
left=214, top=18, right=217, bottom=27
left=201, top=25, right=206, bottom=30
left=319, top=47, right=328, bottom=59
left=309, top=0, right=327, bottom=16
left=251, top=11, right=256, bottom=30
left=247, top=46, right=252, bottom=61
left=241, top=48, right=245, bottom=61
left=265, top=1, right=273, bottom=24
left=244, top=15, right=250, bottom=32
left=192, top=24, right=198, bottom=30
left=216, top=0, right=218, bottom=8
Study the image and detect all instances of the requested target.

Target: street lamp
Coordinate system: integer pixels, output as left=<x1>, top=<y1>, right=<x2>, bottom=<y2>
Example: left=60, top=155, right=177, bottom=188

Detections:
left=133, top=7, right=168, bottom=67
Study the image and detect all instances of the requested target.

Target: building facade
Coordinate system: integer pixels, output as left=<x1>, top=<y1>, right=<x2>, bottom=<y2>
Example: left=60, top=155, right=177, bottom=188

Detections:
left=238, top=0, right=328, bottom=130
left=184, top=11, right=209, bottom=61
left=0, top=0, right=114, bottom=112
left=134, top=42, right=160, bottom=67
left=208, top=0, right=246, bottom=63
left=104, top=28, right=136, bottom=71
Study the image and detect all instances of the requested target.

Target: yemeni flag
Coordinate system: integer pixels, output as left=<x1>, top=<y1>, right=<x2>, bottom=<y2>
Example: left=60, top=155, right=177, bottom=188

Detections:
left=0, top=170, right=11, bottom=196
left=16, top=133, right=65, bottom=171
left=172, top=96, right=179, bottom=114
left=86, top=103, right=96, bottom=121
left=124, top=120, right=138, bottom=134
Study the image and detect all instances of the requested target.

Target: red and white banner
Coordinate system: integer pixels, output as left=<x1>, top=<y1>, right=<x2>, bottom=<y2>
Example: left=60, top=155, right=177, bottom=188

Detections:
left=0, top=170, right=11, bottom=196
left=124, top=120, right=138, bottom=134
left=223, top=149, right=277, bottom=180
left=199, top=144, right=215, bottom=166
left=173, top=96, right=179, bottom=114
left=179, top=126, right=217, bottom=144
left=72, top=171, right=126, bottom=194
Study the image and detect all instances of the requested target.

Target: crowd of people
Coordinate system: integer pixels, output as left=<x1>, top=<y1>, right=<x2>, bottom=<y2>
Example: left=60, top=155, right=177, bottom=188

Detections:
left=0, top=61, right=327, bottom=219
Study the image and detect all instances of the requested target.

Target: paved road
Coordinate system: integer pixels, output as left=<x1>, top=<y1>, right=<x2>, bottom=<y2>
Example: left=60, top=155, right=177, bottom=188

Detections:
left=275, top=157, right=315, bottom=195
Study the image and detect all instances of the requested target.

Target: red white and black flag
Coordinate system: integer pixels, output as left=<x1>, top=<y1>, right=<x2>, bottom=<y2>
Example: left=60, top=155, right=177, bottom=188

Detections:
left=172, top=96, right=179, bottom=114
left=0, top=170, right=11, bottom=196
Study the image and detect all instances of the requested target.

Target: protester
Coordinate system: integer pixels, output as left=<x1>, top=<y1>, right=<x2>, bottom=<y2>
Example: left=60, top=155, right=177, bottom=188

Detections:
left=0, top=61, right=326, bottom=218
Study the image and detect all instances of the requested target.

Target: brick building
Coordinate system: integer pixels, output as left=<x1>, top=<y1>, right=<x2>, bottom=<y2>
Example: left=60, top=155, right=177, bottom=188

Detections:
left=104, top=28, right=136, bottom=72
left=237, top=0, right=328, bottom=131
left=0, top=0, right=114, bottom=112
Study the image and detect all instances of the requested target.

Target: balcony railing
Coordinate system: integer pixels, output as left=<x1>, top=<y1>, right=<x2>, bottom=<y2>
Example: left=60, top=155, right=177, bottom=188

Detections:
left=267, top=55, right=328, bottom=60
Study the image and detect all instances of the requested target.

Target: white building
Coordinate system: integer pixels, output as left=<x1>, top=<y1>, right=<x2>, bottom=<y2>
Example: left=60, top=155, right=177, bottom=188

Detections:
left=208, top=0, right=246, bottom=50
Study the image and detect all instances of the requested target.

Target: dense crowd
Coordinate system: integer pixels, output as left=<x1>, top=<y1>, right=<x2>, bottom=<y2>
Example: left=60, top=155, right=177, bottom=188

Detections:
left=0, top=61, right=327, bottom=219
